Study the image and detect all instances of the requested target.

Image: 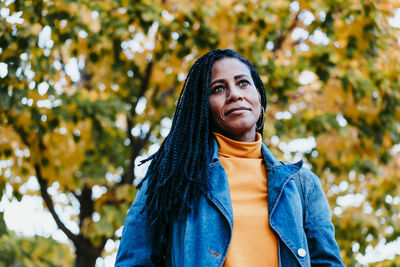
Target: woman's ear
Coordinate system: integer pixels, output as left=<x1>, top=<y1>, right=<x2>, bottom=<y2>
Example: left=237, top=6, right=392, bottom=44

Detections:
left=256, top=106, right=265, bottom=131
left=257, top=90, right=262, bottom=107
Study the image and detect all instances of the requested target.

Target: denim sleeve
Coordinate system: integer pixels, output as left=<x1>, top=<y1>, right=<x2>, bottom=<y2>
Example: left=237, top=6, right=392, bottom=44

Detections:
left=301, top=169, right=345, bottom=267
left=115, top=179, right=165, bottom=267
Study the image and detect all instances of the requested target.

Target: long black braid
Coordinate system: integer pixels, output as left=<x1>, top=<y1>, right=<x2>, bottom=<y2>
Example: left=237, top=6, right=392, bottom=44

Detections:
left=141, top=49, right=267, bottom=230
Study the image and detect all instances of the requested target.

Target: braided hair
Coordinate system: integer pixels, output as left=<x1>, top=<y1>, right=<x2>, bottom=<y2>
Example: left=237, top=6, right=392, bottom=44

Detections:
left=141, top=49, right=267, bottom=228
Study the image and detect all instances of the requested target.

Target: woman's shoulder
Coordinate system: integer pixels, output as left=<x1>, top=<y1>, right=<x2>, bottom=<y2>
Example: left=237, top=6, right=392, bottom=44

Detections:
left=278, top=160, right=321, bottom=191
left=298, top=165, right=321, bottom=185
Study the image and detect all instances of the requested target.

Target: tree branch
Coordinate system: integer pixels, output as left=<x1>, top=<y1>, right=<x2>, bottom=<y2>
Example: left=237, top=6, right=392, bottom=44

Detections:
left=13, top=122, right=80, bottom=247
left=79, top=59, right=94, bottom=90
left=126, top=59, right=154, bottom=149
left=57, top=48, right=67, bottom=74
left=130, top=60, right=154, bottom=118
left=78, top=184, right=93, bottom=229
left=272, top=10, right=301, bottom=54
left=34, top=163, right=79, bottom=245
left=119, top=60, right=154, bottom=185
left=120, top=127, right=153, bottom=185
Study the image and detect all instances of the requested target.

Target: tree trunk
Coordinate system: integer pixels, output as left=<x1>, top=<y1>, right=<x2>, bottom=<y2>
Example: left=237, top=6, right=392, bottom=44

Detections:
left=74, top=238, right=103, bottom=267
left=75, top=253, right=98, bottom=267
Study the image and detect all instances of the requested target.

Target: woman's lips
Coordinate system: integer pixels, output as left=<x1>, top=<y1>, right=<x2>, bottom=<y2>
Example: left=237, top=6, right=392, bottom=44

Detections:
left=225, top=107, right=250, bottom=116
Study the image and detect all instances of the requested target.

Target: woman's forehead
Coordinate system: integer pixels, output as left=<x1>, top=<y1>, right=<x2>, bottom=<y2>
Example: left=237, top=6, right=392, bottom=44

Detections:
left=211, top=57, right=251, bottom=81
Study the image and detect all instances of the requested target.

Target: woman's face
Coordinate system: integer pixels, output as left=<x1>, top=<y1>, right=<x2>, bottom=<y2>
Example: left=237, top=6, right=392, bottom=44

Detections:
left=209, top=57, right=262, bottom=142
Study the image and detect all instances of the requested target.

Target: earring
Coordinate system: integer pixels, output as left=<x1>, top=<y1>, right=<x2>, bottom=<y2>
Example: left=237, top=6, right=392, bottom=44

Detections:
left=256, top=106, right=265, bottom=131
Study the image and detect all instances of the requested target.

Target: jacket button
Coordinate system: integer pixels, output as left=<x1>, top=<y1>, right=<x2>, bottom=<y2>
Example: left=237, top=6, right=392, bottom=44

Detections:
left=297, top=248, right=306, bottom=258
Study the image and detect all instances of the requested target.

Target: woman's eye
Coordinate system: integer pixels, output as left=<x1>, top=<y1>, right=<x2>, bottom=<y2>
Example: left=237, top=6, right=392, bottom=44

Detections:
left=212, top=86, right=224, bottom=94
left=239, top=80, right=250, bottom=87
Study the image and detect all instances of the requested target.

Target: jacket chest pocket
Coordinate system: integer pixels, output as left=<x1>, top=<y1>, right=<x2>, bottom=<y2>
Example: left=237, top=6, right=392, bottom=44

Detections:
left=171, top=195, right=232, bottom=267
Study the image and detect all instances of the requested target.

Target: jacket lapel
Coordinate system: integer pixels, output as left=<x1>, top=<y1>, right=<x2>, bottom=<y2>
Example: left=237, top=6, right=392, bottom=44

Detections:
left=206, top=136, right=234, bottom=225
left=206, top=137, right=304, bottom=225
left=262, top=144, right=307, bottom=265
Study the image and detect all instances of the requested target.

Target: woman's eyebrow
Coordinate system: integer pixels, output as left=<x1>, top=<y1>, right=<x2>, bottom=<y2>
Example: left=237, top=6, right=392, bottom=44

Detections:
left=211, top=74, right=250, bottom=86
left=234, top=74, right=251, bottom=80
left=211, top=79, right=225, bottom=86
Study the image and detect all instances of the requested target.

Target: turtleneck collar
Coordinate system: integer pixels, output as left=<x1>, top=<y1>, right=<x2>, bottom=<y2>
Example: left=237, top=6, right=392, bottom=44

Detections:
left=213, top=132, right=263, bottom=159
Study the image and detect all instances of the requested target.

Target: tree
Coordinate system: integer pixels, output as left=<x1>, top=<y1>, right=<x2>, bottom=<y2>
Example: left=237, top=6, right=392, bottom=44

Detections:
left=1, top=0, right=219, bottom=265
left=0, top=0, right=399, bottom=265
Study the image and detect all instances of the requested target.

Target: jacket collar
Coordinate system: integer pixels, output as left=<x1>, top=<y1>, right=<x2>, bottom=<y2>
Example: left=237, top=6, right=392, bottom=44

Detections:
left=208, top=134, right=303, bottom=216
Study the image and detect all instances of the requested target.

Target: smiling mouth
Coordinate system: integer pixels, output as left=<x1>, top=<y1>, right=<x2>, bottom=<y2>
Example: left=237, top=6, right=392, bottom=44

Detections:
left=225, top=107, right=250, bottom=116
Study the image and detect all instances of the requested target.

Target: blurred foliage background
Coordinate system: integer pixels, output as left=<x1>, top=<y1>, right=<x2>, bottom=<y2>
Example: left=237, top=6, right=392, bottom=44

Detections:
left=0, top=0, right=400, bottom=266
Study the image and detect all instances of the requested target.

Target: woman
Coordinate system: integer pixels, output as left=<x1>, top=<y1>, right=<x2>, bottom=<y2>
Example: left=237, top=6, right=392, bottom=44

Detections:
left=116, top=49, right=344, bottom=266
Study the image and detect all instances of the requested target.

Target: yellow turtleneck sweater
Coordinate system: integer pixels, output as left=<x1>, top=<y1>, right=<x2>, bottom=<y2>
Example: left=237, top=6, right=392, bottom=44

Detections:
left=213, top=132, right=278, bottom=267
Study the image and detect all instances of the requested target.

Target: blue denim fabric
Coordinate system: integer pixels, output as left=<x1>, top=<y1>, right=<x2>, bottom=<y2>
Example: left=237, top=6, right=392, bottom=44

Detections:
left=115, top=138, right=344, bottom=267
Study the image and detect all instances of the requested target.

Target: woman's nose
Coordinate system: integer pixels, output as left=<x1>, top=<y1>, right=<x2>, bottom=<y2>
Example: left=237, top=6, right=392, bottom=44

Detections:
left=227, top=85, right=243, bottom=102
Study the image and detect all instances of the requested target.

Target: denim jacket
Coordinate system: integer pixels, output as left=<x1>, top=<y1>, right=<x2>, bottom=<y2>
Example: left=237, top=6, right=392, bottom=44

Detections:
left=116, top=138, right=344, bottom=267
